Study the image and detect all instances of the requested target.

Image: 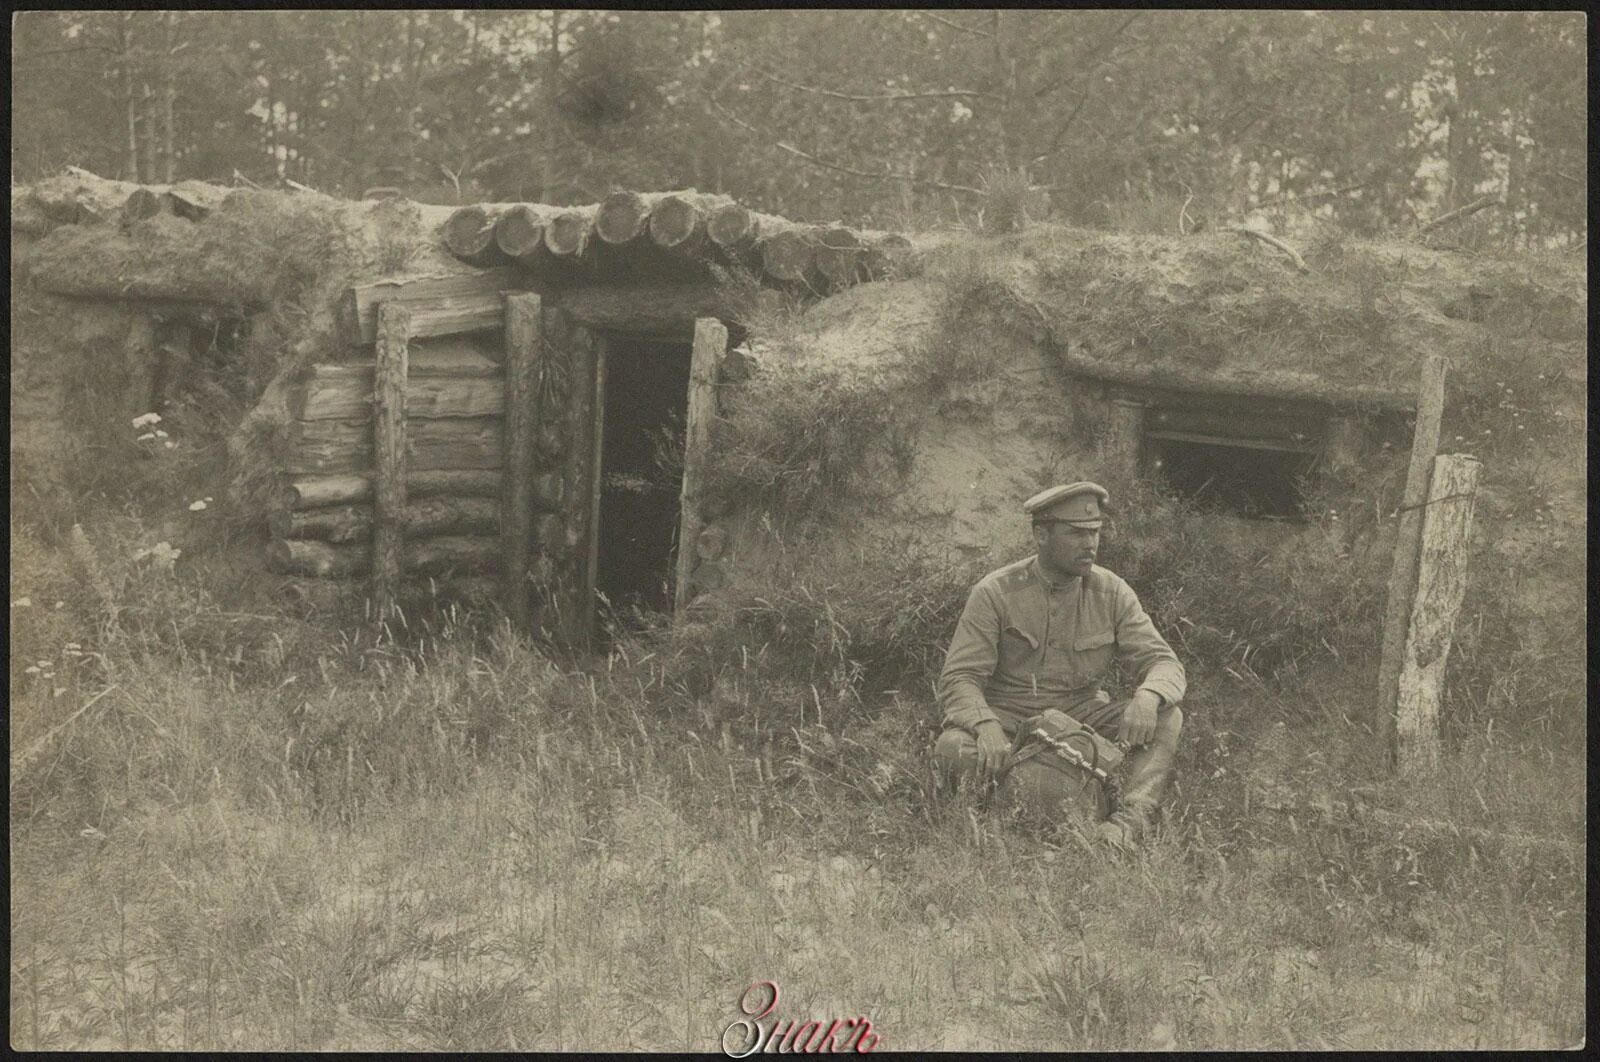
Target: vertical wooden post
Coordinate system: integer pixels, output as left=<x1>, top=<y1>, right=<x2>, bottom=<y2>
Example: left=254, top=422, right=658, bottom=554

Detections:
left=1377, top=353, right=1448, bottom=762
left=582, top=342, right=608, bottom=645
left=1394, top=454, right=1482, bottom=772
left=675, top=317, right=727, bottom=615
left=1106, top=397, right=1146, bottom=478
left=557, top=321, right=599, bottom=650
left=371, top=302, right=411, bottom=624
left=501, top=293, right=543, bottom=630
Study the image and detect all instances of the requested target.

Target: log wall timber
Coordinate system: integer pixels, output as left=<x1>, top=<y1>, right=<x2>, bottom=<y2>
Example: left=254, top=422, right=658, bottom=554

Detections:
left=1055, top=341, right=1414, bottom=411
left=291, top=367, right=503, bottom=421
left=268, top=536, right=500, bottom=578
left=285, top=416, right=503, bottom=475
left=1394, top=453, right=1482, bottom=772
left=280, top=469, right=501, bottom=510
left=271, top=497, right=501, bottom=542
left=501, top=293, right=544, bottom=629
left=338, top=268, right=530, bottom=346
left=372, top=302, right=410, bottom=620
left=552, top=284, right=733, bottom=338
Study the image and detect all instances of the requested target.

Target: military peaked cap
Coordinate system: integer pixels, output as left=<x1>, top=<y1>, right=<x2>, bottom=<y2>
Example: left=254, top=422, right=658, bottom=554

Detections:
left=1023, top=482, right=1109, bottom=528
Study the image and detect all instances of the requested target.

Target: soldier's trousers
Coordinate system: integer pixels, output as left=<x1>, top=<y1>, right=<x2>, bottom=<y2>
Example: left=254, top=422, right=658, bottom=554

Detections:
left=933, top=698, right=1183, bottom=828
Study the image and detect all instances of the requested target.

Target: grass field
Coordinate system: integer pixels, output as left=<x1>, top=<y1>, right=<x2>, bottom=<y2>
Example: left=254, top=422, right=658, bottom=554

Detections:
left=8, top=532, right=1585, bottom=1050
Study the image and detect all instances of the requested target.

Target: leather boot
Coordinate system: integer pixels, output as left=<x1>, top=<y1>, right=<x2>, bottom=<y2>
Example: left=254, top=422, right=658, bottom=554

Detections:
left=1098, top=705, right=1182, bottom=847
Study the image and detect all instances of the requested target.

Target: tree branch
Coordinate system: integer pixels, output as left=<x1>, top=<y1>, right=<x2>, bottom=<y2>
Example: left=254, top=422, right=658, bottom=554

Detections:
left=1032, top=12, right=1143, bottom=100
left=709, top=96, right=984, bottom=196
left=1037, top=13, right=1145, bottom=157
left=1417, top=195, right=1501, bottom=233
left=1228, top=227, right=1310, bottom=273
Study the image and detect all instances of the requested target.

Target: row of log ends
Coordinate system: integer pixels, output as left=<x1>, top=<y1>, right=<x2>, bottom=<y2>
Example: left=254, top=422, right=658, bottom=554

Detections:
left=440, top=191, right=915, bottom=292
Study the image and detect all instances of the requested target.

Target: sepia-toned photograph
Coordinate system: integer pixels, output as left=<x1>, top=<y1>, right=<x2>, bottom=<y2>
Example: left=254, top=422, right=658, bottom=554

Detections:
left=10, top=9, right=1586, bottom=1051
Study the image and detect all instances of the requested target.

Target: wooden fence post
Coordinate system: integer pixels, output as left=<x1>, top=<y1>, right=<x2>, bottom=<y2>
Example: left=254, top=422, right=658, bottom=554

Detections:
left=501, top=293, right=543, bottom=630
left=1394, top=454, right=1482, bottom=772
left=372, top=302, right=411, bottom=624
left=1377, top=353, right=1447, bottom=762
left=675, top=317, right=727, bottom=615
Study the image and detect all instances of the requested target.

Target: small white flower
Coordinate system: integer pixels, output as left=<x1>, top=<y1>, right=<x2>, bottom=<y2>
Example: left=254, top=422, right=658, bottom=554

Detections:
left=189, top=500, right=207, bottom=511
left=164, top=441, right=177, bottom=449
left=10, top=597, right=31, bottom=608
left=132, top=412, right=162, bottom=428
left=137, top=433, right=156, bottom=442
left=204, top=497, right=213, bottom=503
left=25, top=666, right=40, bottom=675
left=54, top=601, right=65, bottom=609
left=64, top=642, right=80, bottom=650
left=36, top=660, right=51, bottom=668
left=154, top=429, right=169, bottom=439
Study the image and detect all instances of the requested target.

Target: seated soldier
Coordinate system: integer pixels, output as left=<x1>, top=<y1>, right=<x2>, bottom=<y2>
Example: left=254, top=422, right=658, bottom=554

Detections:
left=933, top=482, right=1186, bottom=847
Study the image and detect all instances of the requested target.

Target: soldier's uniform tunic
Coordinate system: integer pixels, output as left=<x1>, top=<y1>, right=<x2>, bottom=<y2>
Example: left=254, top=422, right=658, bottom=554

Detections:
left=937, top=555, right=1186, bottom=739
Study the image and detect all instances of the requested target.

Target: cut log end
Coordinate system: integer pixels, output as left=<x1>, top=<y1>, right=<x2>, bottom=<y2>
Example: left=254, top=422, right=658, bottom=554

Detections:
left=648, top=195, right=700, bottom=249
left=122, top=187, right=168, bottom=225
left=595, top=191, right=649, bottom=245
left=494, top=205, right=546, bottom=260
left=707, top=203, right=755, bottom=248
left=443, top=206, right=502, bottom=265
left=760, top=229, right=814, bottom=282
left=544, top=211, right=590, bottom=257
left=814, top=227, right=864, bottom=288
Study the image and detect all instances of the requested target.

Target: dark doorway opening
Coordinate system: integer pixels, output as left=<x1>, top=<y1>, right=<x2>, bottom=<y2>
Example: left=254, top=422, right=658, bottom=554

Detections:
left=1147, top=434, right=1320, bottom=520
left=594, top=335, right=692, bottom=637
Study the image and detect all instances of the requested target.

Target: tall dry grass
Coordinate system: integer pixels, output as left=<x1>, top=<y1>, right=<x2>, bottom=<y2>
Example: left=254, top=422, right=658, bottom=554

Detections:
left=9, top=508, right=1585, bottom=1050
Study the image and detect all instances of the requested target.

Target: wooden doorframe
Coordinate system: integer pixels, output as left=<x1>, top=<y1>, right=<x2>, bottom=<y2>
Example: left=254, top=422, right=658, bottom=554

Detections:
left=674, top=318, right=728, bottom=616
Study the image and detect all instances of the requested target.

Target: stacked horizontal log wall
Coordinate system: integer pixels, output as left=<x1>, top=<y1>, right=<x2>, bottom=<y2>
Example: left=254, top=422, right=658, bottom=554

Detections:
left=271, top=330, right=511, bottom=593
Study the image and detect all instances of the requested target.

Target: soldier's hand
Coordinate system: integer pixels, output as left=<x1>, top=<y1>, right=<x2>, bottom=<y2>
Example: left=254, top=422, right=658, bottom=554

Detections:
left=1117, top=691, right=1161, bottom=746
left=973, top=720, right=1011, bottom=777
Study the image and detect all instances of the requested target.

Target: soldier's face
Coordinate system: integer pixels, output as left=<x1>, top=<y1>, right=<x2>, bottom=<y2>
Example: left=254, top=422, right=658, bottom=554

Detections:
left=1036, top=522, right=1100, bottom=578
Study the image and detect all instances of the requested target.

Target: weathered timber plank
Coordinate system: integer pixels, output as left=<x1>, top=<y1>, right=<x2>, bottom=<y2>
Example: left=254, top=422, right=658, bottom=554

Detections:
left=548, top=283, right=732, bottom=338
left=372, top=303, right=410, bottom=620
left=337, top=268, right=531, bottom=346
left=285, top=417, right=504, bottom=475
left=291, top=370, right=504, bottom=421
left=502, top=292, right=544, bottom=629
left=271, top=497, right=501, bottom=542
left=280, top=470, right=502, bottom=509
left=267, top=535, right=500, bottom=578
left=676, top=318, right=728, bottom=613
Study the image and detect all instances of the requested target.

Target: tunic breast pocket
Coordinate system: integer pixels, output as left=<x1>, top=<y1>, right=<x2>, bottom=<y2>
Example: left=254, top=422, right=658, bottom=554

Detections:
left=1073, top=628, right=1117, bottom=683
left=1000, top=625, right=1039, bottom=674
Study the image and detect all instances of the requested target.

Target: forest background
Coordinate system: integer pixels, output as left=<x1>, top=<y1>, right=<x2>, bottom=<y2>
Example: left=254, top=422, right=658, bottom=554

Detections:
left=11, top=10, right=1587, bottom=244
